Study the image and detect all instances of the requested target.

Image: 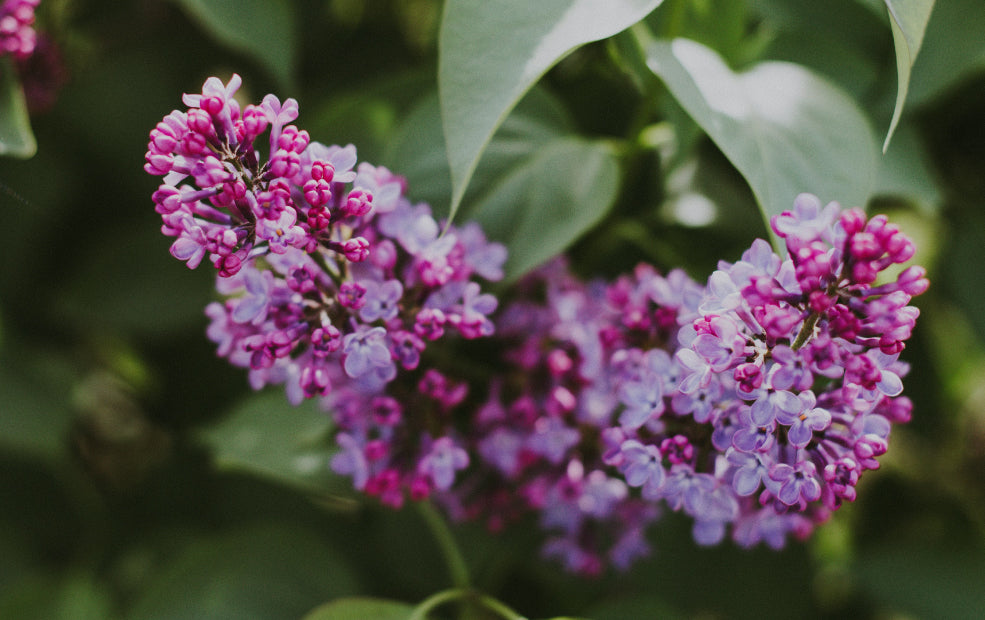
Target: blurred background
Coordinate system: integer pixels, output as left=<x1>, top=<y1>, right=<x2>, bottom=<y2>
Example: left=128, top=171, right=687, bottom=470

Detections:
left=1, top=0, right=984, bottom=618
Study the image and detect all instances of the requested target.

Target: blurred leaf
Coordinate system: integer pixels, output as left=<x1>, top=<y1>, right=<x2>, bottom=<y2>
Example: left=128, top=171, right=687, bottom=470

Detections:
left=385, top=89, right=609, bottom=281
left=53, top=223, right=215, bottom=338
left=907, top=0, right=985, bottom=105
left=0, top=345, right=75, bottom=460
left=129, top=522, right=358, bottom=620
left=748, top=0, right=886, bottom=102
left=439, top=0, right=662, bottom=223
left=200, top=390, right=340, bottom=495
left=940, top=210, right=985, bottom=346
left=468, top=137, right=620, bottom=281
left=385, top=86, right=572, bottom=218
left=872, top=121, right=939, bottom=212
left=0, top=58, right=36, bottom=159
left=302, top=597, right=413, bottom=620
left=0, top=573, right=114, bottom=620
left=586, top=593, right=683, bottom=620
left=855, top=544, right=985, bottom=619
left=172, top=0, right=296, bottom=87
left=882, top=0, right=935, bottom=151
left=646, top=38, right=877, bottom=241
left=306, top=70, right=435, bottom=166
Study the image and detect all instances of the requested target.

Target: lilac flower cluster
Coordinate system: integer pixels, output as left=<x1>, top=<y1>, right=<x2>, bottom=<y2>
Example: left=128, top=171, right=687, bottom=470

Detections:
left=148, top=77, right=926, bottom=575
left=145, top=75, right=506, bottom=504
left=435, top=194, right=926, bottom=572
left=0, top=0, right=39, bottom=60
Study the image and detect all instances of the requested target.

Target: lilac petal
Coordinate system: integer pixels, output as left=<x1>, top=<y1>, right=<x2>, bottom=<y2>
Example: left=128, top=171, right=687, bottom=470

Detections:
left=877, top=370, right=903, bottom=396
left=232, top=295, right=266, bottom=324
left=787, top=421, right=813, bottom=448
left=733, top=466, right=763, bottom=496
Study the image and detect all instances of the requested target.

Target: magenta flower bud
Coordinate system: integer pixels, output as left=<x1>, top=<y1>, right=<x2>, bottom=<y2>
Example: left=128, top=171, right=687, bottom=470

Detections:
left=341, top=189, right=373, bottom=217
left=342, top=237, right=370, bottom=262
left=839, top=207, right=867, bottom=236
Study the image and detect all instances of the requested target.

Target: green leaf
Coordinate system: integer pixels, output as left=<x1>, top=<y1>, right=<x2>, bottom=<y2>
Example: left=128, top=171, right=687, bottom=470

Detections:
left=882, top=0, right=935, bottom=152
left=0, top=59, right=36, bottom=159
left=0, top=573, right=114, bottom=620
left=872, top=121, right=939, bottom=212
left=385, top=89, right=611, bottom=281
left=200, top=390, right=341, bottom=495
left=53, top=224, right=215, bottom=337
left=0, top=344, right=76, bottom=460
left=302, top=597, right=414, bottom=620
left=467, top=137, right=620, bottom=280
left=855, top=544, right=985, bottom=619
left=130, top=523, right=358, bottom=620
left=172, top=0, right=296, bottom=87
left=907, top=0, right=985, bottom=104
left=385, top=87, right=572, bottom=218
left=645, top=38, right=877, bottom=241
left=439, top=0, right=662, bottom=223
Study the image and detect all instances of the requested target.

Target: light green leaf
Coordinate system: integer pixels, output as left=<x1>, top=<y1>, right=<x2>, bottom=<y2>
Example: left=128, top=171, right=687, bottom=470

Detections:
left=200, top=390, right=340, bottom=495
left=645, top=38, right=877, bottom=241
left=0, top=59, right=36, bottom=159
left=130, top=523, right=358, bottom=620
left=172, top=0, right=296, bottom=87
left=439, top=0, right=662, bottom=224
left=882, top=0, right=935, bottom=151
left=467, top=137, right=620, bottom=280
left=303, top=597, right=414, bottom=620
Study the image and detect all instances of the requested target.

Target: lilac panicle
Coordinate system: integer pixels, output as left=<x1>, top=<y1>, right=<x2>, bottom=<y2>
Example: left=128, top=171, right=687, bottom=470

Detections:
left=147, top=74, right=506, bottom=507
left=440, top=194, right=924, bottom=574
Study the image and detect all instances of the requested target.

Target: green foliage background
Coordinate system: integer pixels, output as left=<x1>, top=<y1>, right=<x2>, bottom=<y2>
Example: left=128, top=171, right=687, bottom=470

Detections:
left=1, top=0, right=984, bottom=618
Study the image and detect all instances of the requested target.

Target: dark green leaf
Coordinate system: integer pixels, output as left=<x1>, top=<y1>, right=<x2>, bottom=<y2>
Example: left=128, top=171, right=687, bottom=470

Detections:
left=0, top=58, right=36, bottom=159
left=439, top=0, right=662, bottom=223
left=0, top=345, right=76, bottom=460
left=467, top=137, right=620, bottom=280
left=53, top=224, right=215, bottom=338
left=645, top=38, right=877, bottom=240
left=129, top=523, right=358, bottom=620
left=172, top=0, right=296, bottom=87
left=882, top=0, right=935, bottom=151
left=0, top=573, right=114, bottom=620
left=855, top=544, right=985, bottom=619
left=302, top=597, right=414, bottom=620
left=385, top=87, right=572, bottom=218
left=872, top=121, right=939, bottom=212
left=908, top=0, right=985, bottom=104
left=385, top=89, right=609, bottom=281
left=200, top=390, right=341, bottom=495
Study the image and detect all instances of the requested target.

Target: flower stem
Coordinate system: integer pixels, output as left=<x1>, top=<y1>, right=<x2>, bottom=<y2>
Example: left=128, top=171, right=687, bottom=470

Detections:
left=792, top=312, right=820, bottom=350
left=417, top=501, right=470, bottom=590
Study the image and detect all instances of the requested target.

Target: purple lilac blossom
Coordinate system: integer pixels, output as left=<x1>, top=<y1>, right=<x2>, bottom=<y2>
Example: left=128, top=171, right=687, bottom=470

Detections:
left=442, top=195, right=924, bottom=574
left=146, top=75, right=506, bottom=507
